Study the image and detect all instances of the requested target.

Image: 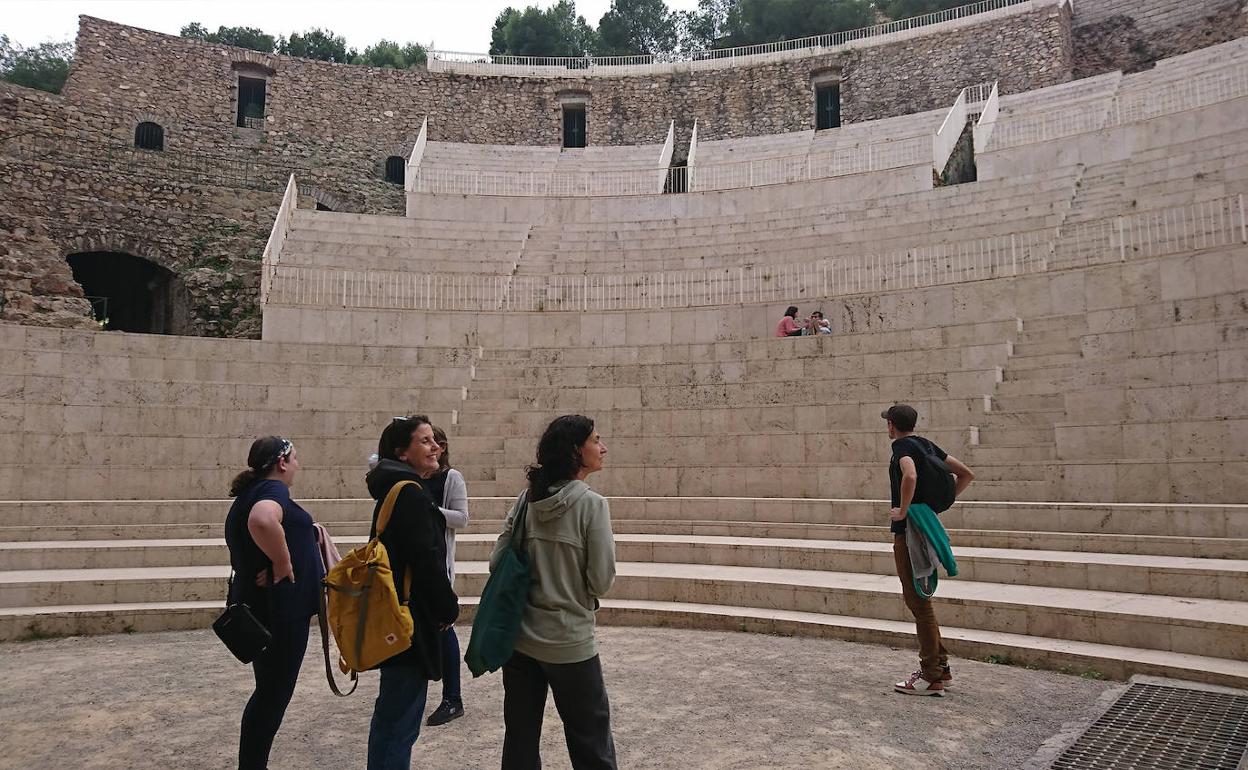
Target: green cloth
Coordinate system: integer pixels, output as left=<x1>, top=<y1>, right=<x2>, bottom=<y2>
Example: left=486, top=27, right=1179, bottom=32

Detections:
left=906, top=503, right=958, bottom=599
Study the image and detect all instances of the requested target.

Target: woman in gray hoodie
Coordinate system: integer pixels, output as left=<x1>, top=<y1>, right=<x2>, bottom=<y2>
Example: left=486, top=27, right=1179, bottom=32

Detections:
left=491, top=414, right=618, bottom=770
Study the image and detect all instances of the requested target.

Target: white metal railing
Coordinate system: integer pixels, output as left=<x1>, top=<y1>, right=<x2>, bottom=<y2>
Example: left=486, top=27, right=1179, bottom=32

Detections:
left=264, top=231, right=1048, bottom=313
left=934, top=87, right=969, bottom=173
left=1054, top=193, right=1247, bottom=267
left=412, top=166, right=672, bottom=196
left=657, top=121, right=676, bottom=194
left=687, top=120, right=700, bottom=168
left=984, top=60, right=1248, bottom=151
left=266, top=194, right=1245, bottom=312
left=964, top=81, right=998, bottom=108
left=413, top=133, right=930, bottom=197
left=973, top=81, right=1001, bottom=150
left=260, top=174, right=299, bottom=304
left=1111, top=61, right=1248, bottom=124
left=405, top=117, right=428, bottom=195
left=427, top=0, right=1041, bottom=77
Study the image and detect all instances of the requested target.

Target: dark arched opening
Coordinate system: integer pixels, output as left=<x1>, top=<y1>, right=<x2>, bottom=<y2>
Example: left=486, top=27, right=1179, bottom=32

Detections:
left=66, top=251, right=191, bottom=335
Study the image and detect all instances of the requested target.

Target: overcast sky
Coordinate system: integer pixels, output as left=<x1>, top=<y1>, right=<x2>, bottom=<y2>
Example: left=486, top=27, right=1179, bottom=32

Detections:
left=3, top=0, right=704, bottom=54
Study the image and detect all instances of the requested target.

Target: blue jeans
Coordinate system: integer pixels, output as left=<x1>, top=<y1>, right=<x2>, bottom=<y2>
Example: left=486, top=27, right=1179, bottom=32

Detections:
left=367, top=663, right=430, bottom=770
left=440, top=627, right=462, bottom=704
left=238, top=616, right=310, bottom=770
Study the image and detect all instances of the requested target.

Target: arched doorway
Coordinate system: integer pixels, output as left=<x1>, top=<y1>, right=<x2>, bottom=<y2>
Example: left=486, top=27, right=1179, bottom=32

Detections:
left=65, top=251, right=191, bottom=334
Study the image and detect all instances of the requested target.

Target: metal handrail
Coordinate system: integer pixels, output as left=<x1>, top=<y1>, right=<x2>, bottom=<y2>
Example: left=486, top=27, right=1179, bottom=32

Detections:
left=428, top=0, right=1039, bottom=75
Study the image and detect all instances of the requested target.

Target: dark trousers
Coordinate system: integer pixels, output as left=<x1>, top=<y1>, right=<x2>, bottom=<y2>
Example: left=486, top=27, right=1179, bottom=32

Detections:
left=238, top=616, right=311, bottom=770
left=440, top=626, right=462, bottom=704
left=502, top=651, right=617, bottom=770
left=367, top=663, right=430, bottom=770
left=894, top=534, right=949, bottom=681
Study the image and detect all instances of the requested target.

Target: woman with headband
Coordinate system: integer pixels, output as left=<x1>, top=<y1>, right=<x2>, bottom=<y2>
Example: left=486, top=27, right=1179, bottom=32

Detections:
left=224, top=436, right=324, bottom=770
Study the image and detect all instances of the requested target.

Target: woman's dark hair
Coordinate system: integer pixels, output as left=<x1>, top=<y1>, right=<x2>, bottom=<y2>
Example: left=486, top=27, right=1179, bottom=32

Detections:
left=378, top=415, right=432, bottom=463
left=526, top=414, right=595, bottom=502
left=432, top=425, right=450, bottom=471
left=229, top=435, right=293, bottom=496
left=785, top=306, right=799, bottom=318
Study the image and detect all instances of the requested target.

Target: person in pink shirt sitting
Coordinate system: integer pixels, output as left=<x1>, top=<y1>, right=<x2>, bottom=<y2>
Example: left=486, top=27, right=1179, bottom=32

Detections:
left=775, top=306, right=804, bottom=337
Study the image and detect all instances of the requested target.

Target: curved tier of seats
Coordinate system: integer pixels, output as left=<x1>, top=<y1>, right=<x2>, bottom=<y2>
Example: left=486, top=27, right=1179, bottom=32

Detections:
left=4, top=42, right=1248, bottom=694
left=1, top=495, right=1244, bottom=686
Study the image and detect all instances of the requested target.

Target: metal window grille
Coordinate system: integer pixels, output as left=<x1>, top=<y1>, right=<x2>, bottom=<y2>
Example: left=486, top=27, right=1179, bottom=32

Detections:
left=236, top=76, right=267, bottom=129
left=133, top=122, right=164, bottom=151
left=816, top=85, right=841, bottom=130
left=563, top=106, right=587, bottom=148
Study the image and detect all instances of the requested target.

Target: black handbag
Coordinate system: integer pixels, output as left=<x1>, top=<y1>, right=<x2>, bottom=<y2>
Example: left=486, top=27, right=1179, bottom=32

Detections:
left=215, top=502, right=276, bottom=664
left=213, top=564, right=274, bottom=664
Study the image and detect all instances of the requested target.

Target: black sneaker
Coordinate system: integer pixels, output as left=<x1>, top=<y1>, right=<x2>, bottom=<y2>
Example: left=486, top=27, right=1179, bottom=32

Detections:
left=426, top=700, right=464, bottom=726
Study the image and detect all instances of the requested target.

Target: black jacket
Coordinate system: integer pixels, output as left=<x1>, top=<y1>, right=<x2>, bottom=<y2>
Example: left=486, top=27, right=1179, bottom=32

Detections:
left=365, top=459, right=459, bottom=677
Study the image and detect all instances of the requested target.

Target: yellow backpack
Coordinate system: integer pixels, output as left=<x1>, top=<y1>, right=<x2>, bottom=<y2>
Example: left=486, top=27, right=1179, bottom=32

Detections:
left=323, top=479, right=417, bottom=673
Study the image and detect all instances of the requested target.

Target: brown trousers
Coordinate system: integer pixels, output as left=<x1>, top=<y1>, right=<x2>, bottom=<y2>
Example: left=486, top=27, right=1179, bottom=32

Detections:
left=893, top=534, right=949, bottom=680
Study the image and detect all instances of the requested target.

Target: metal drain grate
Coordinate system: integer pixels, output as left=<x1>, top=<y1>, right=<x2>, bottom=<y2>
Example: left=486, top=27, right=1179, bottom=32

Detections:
left=1050, top=683, right=1248, bottom=770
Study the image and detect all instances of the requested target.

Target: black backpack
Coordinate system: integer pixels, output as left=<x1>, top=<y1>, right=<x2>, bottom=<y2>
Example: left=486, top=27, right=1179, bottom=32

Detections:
left=910, top=437, right=957, bottom=514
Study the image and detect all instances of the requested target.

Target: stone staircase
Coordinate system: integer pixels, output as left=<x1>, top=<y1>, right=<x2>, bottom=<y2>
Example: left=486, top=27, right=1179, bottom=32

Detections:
left=2, top=496, right=1245, bottom=687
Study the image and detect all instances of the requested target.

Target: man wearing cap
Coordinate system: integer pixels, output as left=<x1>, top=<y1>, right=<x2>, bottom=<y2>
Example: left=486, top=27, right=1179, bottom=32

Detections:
left=881, top=403, right=975, bottom=696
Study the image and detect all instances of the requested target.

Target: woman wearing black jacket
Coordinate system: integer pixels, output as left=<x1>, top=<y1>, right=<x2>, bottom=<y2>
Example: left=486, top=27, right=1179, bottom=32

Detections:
left=363, top=416, right=460, bottom=770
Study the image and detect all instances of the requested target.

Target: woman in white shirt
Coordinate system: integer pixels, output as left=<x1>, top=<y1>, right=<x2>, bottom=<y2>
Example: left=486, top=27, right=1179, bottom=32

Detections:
left=423, top=425, right=469, bottom=726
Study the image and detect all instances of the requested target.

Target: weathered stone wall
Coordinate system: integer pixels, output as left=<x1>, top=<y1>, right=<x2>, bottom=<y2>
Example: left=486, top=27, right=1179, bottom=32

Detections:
left=841, top=0, right=1071, bottom=123
left=1072, top=0, right=1235, bottom=34
left=3, top=9, right=1072, bottom=337
left=1073, top=1, right=1248, bottom=78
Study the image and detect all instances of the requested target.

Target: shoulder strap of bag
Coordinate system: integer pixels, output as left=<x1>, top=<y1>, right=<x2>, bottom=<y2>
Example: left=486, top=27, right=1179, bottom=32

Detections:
left=317, top=582, right=359, bottom=697
left=372, top=479, right=420, bottom=539
left=510, top=490, right=530, bottom=554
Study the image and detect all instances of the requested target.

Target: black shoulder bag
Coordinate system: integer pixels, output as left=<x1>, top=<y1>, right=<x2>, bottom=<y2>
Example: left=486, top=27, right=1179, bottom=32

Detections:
left=213, top=509, right=275, bottom=664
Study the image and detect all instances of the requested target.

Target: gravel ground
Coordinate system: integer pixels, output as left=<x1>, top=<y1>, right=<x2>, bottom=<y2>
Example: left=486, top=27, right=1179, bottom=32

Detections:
left=0, top=626, right=1117, bottom=769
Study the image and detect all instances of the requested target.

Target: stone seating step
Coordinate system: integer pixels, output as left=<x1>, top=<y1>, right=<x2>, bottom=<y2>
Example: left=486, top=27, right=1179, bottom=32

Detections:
left=1003, top=352, right=1084, bottom=371
left=4, top=536, right=1244, bottom=601
left=2, top=518, right=1242, bottom=560
left=3, top=498, right=1239, bottom=539
left=1010, top=338, right=1083, bottom=357
left=989, top=393, right=1066, bottom=412
left=965, top=445, right=1058, bottom=463
left=1, top=597, right=1241, bottom=687
left=972, top=408, right=1066, bottom=427
left=2, top=563, right=1243, bottom=661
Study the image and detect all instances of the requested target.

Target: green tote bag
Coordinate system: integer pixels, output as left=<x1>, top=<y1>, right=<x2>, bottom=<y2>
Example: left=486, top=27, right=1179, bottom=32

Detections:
left=465, top=492, right=531, bottom=677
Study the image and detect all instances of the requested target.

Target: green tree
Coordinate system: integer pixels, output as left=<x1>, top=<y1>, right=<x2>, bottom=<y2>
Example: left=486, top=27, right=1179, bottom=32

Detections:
left=489, top=1, right=596, bottom=58
left=279, top=28, right=358, bottom=63
left=594, top=0, right=678, bottom=56
left=357, top=40, right=428, bottom=68
left=675, top=0, right=737, bottom=51
left=179, top=23, right=277, bottom=53
left=878, top=0, right=967, bottom=19
left=0, top=35, right=73, bottom=94
left=730, top=0, right=875, bottom=45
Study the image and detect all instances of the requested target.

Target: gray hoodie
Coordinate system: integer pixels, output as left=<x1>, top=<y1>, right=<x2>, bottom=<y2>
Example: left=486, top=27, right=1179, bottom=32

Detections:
left=490, top=480, right=616, bottom=665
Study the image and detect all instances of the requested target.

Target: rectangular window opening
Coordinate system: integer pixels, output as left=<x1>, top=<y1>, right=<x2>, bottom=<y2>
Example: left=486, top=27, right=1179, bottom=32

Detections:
left=562, top=105, right=587, bottom=148
left=816, top=85, right=841, bottom=131
left=237, top=76, right=267, bottom=129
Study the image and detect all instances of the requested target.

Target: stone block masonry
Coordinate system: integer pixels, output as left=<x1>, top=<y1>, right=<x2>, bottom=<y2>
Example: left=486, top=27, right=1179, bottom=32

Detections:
left=1072, top=0, right=1238, bottom=34
left=1074, top=1, right=1248, bottom=78
left=0, top=9, right=1073, bottom=336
